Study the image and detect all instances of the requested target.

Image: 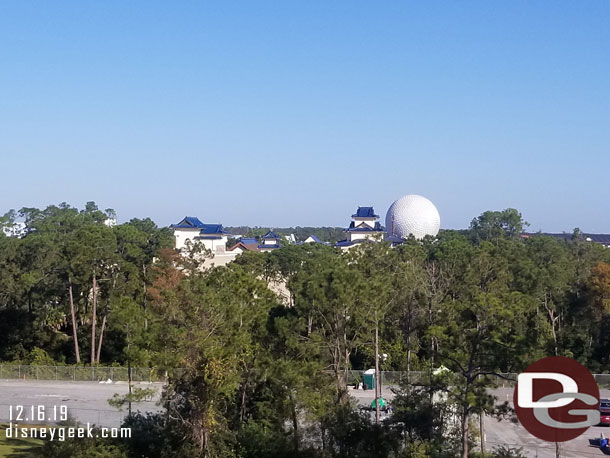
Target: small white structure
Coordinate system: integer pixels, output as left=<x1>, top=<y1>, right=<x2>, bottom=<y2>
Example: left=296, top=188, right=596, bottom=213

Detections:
left=302, top=235, right=330, bottom=246
left=1, top=221, right=26, bottom=238
left=336, top=207, right=384, bottom=249
left=170, top=216, right=229, bottom=254
left=258, top=231, right=281, bottom=251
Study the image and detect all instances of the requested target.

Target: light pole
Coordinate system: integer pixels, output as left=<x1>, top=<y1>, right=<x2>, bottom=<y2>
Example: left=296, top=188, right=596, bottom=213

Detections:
left=374, top=317, right=380, bottom=424
left=375, top=350, right=388, bottom=424
left=379, top=353, right=388, bottom=407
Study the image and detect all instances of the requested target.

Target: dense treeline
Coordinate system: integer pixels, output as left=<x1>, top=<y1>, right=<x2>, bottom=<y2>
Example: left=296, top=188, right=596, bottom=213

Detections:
left=0, top=202, right=173, bottom=365
left=2, top=203, right=610, bottom=457
left=225, top=226, right=345, bottom=243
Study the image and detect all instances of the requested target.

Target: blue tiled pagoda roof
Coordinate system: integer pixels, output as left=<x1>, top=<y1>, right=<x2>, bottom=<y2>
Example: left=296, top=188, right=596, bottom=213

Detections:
left=352, top=207, right=379, bottom=218
left=170, top=216, right=206, bottom=229
left=385, top=234, right=404, bottom=244
left=258, top=243, right=281, bottom=249
left=200, top=224, right=227, bottom=235
left=335, top=239, right=375, bottom=248
left=262, top=231, right=280, bottom=240
left=346, top=221, right=384, bottom=231
left=171, top=217, right=228, bottom=236
left=335, top=240, right=355, bottom=248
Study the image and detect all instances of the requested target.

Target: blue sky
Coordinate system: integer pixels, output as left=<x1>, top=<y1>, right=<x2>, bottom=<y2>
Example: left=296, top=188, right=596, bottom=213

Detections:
left=1, top=1, right=608, bottom=231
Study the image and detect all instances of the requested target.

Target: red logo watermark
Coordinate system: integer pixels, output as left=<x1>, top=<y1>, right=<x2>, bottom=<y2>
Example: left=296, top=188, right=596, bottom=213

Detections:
left=513, top=356, right=600, bottom=442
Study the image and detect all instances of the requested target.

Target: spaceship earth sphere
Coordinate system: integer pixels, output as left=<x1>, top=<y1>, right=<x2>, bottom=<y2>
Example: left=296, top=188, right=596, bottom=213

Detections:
left=385, top=195, right=440, bottom=240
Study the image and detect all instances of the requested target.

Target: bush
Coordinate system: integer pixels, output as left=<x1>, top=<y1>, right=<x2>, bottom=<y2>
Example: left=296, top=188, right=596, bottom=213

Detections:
left=491, top=445, right=528, bottom=458
left=120, top=412, right=199, bottom=458
left=36, top=436, right=128, bottom=458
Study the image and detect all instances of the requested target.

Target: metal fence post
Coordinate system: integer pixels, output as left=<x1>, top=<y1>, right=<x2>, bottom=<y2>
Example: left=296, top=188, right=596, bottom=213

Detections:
left=73, top=366, right=76, bottom=381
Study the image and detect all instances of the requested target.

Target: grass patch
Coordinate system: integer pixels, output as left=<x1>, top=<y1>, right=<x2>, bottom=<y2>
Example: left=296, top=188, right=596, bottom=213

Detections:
left=0, top=424, right=43, bottom=457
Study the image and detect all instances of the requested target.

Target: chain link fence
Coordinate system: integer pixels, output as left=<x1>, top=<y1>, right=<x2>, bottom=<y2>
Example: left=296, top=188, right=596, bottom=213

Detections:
left=0, top=365, right=172, bottom=382
left=342, top=370, right=610, bottom=389
left=6, top=366, right=610, bottom=387
left=485, top=441, right=601, bottom=458
left=0, top=403, right=131, bottom=428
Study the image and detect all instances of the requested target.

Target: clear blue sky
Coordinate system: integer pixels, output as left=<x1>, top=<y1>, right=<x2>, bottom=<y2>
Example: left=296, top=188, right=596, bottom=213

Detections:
left=1, top=1, right=608, bottom=232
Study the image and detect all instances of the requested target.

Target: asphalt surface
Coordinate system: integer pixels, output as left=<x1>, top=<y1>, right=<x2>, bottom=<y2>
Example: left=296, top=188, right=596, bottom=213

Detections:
left=351, top=385, right=610, bottom=458
left=1, top=380, right=609, bottom=457
left=0, top=380, right=163, bottom=428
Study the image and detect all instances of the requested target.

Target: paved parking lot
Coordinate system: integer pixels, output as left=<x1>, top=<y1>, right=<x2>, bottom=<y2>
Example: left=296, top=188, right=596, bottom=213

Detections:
left=0, top=379, right=163, bottom=428
left=351, top=385, right=610, bottom=458
left=1, top=380, right=609, bottom=456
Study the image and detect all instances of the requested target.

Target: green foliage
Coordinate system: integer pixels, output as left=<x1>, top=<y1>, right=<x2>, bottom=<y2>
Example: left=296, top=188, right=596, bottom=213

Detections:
left=120, top=412, right=199, bottom=458
left=5, top=203, right=610, bottom=457
left=35, top=435, right=129, bottom=458
left=0, top=202, right=172, bottom=365
left=489, top=445, right=528, bottom=458
left=25, top=347, right=56, bottom=365
left=225, top=226, right=346, bottom=243
left=470, top=209, right=527, bottom=243
left=108, top=386, right=157, bottom=410
left=321, top=404, right=402, bottom=458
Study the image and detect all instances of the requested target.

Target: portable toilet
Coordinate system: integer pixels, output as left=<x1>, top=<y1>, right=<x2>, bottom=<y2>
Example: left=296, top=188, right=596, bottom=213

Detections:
left=363, top=369, right=376, bottom=390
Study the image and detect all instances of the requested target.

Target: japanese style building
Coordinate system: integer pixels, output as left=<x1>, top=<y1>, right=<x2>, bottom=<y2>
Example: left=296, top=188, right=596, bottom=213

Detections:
left=335, top=206, right=384, bottom=249
left=258, top=230, right=282, bottom=251
left=228, top=237, right=260, bottom=253
left=170, top=216, right=230, bottom=254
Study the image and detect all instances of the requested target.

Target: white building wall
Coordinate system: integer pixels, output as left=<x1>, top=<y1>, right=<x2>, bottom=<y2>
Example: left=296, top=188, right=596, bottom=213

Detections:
left=229, top=245, right=247, bottom=254
left=349, top=233, right=367, bottom=241
left=174, top=230, right=228, bottom=252
left=174, top=229, right=201, bottom=250
left=352, top=219, right=375, bottom=229
left=348, top=231, right=383, bottom=242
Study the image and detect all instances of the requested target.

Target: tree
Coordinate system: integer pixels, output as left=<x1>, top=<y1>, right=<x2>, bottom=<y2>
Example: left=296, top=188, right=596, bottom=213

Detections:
left=591, top=262, right=610, bottom=314
left=108, top=297, right=155, bottom=415
left=430, top=242, right=527, bottom=458
left=349, top=242, right=397, bottom=423
left=151, top=261, right=278, bottom=458
left=294, top=253, right=366, bottom=403
left=392, top=242, right=428, bottom=379
left=524, top=236, right=573, bottom=357
left=470, top=209, right=528, bottom=244
left=67, top=224, right=118, bottom=364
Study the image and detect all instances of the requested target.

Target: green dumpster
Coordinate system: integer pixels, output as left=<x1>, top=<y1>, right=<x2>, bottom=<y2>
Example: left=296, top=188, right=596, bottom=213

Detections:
left=363, top=369, right=376, bottom=390
left=370, top=397, right=387, bottom=410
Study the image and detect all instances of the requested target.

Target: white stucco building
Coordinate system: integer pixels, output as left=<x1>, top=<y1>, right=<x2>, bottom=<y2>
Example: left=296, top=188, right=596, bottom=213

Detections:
left=335, top=206, right=384, bottom=249
left=258, top=231, right=281, bottom=252
left=170, top=216, right=230, bottom=254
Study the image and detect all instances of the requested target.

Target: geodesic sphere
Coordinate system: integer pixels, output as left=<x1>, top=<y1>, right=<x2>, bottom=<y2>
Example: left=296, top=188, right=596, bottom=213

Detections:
left=385, top=195, right=440, bottom=240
